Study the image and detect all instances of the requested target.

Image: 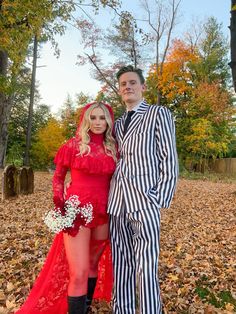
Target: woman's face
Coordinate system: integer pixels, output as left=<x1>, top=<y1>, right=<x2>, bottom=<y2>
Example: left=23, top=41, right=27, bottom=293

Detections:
left=89, top=107, right=108, bottom=134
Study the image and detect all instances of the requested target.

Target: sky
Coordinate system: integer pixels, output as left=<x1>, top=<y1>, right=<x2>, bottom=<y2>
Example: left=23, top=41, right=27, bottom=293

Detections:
left=36, top=0, right=232, bottom=113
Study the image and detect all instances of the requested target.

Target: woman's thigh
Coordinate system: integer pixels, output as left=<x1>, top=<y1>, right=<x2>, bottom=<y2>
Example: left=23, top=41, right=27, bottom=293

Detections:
left=89, top=223, right=109, bottom=273
left=63, top=227, right=91, bottom=274
left=91, top=223, right=109, bottom=241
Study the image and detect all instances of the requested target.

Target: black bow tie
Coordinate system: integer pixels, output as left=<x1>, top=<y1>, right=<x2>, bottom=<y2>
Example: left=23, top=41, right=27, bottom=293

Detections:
left=123, top=111, right=135, bottom=136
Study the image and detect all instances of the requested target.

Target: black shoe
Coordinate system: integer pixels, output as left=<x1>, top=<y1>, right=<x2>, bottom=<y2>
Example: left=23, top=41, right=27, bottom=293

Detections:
left=68, top=295, right=86, bottom=314
left=86, top=277, right=97, bottom=313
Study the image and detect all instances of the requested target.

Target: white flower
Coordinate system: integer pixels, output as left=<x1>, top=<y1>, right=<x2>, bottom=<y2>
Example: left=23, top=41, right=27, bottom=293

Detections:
left=44, top=195, right=93, bottom=233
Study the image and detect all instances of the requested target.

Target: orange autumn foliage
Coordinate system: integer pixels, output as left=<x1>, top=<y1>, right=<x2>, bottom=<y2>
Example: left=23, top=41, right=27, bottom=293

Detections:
left=146, top=39, right=235, bottom=160
left=146, top=39, right=199, bottom=104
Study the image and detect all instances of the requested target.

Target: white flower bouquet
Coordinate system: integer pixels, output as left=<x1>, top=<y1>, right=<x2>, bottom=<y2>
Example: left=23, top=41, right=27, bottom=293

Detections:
left=44, top=195, right=93, bottom=233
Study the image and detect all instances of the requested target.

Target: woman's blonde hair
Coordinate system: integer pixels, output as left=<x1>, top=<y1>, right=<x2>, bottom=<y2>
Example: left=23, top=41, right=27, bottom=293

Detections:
left=77, top=103, right=117, bottom=161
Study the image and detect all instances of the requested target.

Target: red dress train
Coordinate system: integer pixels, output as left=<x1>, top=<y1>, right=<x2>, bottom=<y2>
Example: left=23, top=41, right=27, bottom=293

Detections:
left=14, top=133, right=115, bottom=314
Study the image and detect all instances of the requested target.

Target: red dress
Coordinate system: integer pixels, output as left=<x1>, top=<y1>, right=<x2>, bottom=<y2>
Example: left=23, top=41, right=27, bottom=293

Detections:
left=53, top=132, right=116, bottom=235
left=14, top=132, right=115, bottom=314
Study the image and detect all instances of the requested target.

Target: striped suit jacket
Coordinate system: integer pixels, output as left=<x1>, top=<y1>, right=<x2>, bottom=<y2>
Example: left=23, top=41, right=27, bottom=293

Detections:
left=107, top=101, right=178, bottom=216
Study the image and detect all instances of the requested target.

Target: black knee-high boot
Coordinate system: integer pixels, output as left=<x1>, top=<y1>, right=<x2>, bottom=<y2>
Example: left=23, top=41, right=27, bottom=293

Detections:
left=86, top=277, right=97, bottom=313
left=68, top=295, right=86, bottom=314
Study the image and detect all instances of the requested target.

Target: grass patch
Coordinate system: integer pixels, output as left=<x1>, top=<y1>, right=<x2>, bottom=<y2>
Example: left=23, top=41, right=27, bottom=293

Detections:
left=180, top=170, right=236, bottom=183
left=195, top=277, right=236, bottom=310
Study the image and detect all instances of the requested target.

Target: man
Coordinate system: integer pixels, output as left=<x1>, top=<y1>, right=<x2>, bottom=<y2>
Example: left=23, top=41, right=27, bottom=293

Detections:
left=108, top=65, right=178, bottom=314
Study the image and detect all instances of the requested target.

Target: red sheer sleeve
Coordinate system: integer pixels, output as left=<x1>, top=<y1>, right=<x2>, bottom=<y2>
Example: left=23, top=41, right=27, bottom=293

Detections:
left=52, top=139, right=75, bottom=204
left=52, top=164, right=68, bottom=205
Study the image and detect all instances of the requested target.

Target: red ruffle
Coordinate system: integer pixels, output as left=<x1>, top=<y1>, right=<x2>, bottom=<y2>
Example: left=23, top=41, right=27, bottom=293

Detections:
left=54, top=138, right=76, bottom=168
left=54, top=138, right=116, bottom=175
left=72, top=154, right=116, bottom=175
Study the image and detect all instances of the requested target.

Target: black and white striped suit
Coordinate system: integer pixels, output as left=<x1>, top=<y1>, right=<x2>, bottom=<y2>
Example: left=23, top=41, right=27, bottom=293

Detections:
left=108, top=101, right=178, bottom=314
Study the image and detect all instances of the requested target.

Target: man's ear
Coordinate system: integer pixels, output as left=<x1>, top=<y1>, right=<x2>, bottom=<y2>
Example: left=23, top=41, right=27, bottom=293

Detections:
left=142, top=83, right=147, bottom=92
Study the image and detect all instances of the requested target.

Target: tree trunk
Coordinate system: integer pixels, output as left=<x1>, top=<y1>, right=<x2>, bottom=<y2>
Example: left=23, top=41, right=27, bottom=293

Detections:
left=0, top=50, right=12, bottom=168
left=155, top=38, right=161, bottom=106
left=230, top=0, right=236, bottom=91
left=24, top=35, right=38, bottom=166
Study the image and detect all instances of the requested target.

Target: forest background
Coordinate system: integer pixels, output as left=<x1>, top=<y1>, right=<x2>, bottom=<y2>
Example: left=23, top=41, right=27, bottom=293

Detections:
left=0, top=0, right=236, bottom=171
left=1, top=1, right=236, bottom=313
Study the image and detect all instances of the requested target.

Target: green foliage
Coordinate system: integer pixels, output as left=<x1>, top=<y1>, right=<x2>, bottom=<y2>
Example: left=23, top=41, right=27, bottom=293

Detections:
left=178, top=117, right=232, bottom=161
left=226, top=136, right=236, bottom=157
left=7, top=97, right=52, bottom=166
left=195, top=277, right=236, bottom=310
left=75, top=92, right=91, bottom=108
left=178, top=81, right=234, bottom=161
left=0, top=0, right=76, bottom=72
left=0, top=0, right=122, bottom=169
left=59, top=92, right=93, bottom=139
left=60, top=94, right=77, bottom=139
left=0, top=0, right=75, bottom=168
left=145, top=17, right=235, bottom=163
left=5, top=142, right=24, bottom=167
left=0, top=0, right=121, bottom=76
left=192, top=17, right=230, bottom=86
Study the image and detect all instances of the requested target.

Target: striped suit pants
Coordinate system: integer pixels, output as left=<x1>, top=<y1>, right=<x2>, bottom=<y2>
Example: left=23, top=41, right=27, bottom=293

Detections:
left=109, top=207, right=162, bottom=314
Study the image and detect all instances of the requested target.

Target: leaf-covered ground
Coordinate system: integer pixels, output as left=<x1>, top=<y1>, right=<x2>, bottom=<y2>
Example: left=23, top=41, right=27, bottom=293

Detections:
left=0, top=172, right=235, bottom=313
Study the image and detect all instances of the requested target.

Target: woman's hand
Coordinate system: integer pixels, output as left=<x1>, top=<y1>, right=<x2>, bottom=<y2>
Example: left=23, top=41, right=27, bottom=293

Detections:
left=53, top=195, right=64, bottom=211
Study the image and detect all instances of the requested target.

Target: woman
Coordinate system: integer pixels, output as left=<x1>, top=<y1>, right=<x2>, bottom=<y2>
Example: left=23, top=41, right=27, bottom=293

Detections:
left=15, top=102, right=116, bottom=314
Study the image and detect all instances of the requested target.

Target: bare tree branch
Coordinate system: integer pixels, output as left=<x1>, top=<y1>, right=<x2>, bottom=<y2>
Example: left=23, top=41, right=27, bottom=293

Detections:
left=85, top=53, right=119, bottom=96
left=161, top=0, right=181, bottom=71
left=140, top=0, right=181, bottom=104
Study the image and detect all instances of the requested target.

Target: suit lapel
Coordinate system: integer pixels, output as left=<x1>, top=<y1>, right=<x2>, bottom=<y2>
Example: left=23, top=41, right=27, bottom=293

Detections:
left=116, top=114, right=126, bottom=143
left=122, top=101, right=149, bottom=145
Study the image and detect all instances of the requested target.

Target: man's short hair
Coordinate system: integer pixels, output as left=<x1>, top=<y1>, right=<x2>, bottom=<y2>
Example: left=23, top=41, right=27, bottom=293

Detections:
left=116, top=65, right=145, bottom=84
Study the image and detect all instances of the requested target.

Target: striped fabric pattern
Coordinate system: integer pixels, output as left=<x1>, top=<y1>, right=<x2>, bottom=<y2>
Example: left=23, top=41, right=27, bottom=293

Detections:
left=110, top=207, right=162, bottom=314
left=108, top=101, right=178, bottom=216
left=108, top=101, right=178, bottom=314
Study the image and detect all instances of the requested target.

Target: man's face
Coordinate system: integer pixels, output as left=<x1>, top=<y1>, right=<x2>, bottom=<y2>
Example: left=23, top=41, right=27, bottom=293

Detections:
left=118, top=72, right=146, bottom=107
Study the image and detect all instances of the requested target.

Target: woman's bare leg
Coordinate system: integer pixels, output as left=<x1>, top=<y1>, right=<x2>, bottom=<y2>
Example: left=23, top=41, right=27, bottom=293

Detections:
left=89, top=223, right=109, bottom=277
left=84, top=223, right=109, bottom=312
left=64, top=227, right=91, bottom=296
